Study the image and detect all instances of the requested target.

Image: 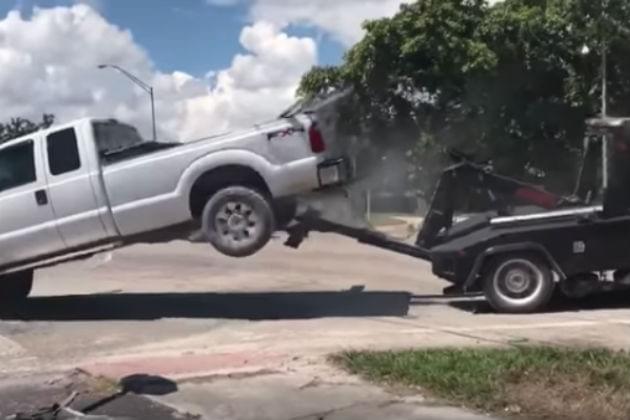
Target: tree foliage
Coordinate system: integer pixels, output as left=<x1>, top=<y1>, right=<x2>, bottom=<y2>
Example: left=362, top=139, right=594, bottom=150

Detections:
left=299, top=0, right=630, bottom=194
left=0, top=114, right=55, bottom=145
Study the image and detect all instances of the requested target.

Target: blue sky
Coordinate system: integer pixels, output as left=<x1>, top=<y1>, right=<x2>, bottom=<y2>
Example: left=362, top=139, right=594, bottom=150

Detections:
left=0, top=0, right=407, bottom=139
left=3, top=0, right=345, bottom=77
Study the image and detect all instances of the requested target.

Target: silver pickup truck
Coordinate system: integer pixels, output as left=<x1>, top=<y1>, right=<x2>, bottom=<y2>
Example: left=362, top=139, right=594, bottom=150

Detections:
left=0, top=104, right=352, bottom=301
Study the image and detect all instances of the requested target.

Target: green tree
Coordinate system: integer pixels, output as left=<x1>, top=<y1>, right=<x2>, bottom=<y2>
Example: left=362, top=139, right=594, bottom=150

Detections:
left=300, top=0, right=630, bottom=195
left=0, top=114, right=55, bottom=145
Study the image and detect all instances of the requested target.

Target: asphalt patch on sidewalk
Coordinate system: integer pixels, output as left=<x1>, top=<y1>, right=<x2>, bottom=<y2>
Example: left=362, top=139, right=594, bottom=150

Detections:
left=0, top=371, right=195, bottom=420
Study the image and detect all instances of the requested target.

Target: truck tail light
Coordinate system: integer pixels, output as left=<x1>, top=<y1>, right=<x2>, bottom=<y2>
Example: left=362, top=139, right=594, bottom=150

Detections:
left=309, top=123, right=326, bottom=153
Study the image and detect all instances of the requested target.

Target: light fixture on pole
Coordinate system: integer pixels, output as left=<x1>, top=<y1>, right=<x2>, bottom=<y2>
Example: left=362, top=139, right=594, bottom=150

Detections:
left=98, top=64, right=157, bottom=141
left=579, top=43, right=608, bottom=118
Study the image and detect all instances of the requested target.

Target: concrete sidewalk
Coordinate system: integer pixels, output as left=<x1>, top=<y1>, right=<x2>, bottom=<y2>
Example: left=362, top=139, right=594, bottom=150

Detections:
left=158, top=369, right=494, bottom=420
left=78, top=348, right=496, bottom=420
left=152, top=358, right=495, bottom=420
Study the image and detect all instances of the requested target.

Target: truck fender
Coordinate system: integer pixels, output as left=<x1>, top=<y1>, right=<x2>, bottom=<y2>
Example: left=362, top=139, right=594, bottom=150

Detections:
left=176, top=149, right=277, bottom=200
left=463, top=242, right=566, bottom=292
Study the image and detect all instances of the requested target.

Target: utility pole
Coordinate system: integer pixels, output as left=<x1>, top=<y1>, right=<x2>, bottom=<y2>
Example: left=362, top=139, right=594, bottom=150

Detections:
left=601, top=0, right=610, bottom=118
left=98, top=64, right=157, bottom=141
left=601, top=45, right=607, bottom=118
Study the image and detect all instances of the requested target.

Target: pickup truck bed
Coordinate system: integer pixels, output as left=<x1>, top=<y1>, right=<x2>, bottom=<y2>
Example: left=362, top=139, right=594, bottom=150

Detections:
left=100, top=141, right=179, bottom=164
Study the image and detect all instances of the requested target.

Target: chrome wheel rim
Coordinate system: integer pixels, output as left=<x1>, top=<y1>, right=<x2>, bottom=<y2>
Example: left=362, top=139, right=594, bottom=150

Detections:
left=215, top=201, right=261, bottom=248
left=493, top=259, right=545, bottom=306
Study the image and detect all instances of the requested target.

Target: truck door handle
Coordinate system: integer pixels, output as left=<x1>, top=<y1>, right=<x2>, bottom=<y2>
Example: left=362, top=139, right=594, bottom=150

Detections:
left=35, top=190, right=48, bottom=206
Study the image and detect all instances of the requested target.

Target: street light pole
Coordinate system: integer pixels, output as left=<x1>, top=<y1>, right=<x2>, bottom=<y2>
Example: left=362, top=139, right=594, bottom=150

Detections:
left=601, top=0, right=610, bottom=118
left=149, top=86, right=157, bottom=142
left=98, top=64, right=157, bottom=141
left=602, top=45, right=607, bottom=118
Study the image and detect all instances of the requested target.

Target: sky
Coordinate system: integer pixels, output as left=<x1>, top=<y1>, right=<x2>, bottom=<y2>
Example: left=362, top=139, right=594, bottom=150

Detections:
left=0, top=0, right=411, bottom=140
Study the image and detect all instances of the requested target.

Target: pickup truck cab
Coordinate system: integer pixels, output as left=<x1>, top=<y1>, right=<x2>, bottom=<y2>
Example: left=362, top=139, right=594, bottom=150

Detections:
left=0, top=109, right=351, bottom=301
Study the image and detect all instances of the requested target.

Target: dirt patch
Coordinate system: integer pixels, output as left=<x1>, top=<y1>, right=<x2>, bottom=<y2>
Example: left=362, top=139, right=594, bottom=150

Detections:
left=505, top=377, right=630, bottom=420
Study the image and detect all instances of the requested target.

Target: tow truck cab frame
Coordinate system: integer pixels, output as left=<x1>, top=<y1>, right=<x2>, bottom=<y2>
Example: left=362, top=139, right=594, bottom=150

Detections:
left=426, top=117, right=630, bottom=312
left=294, top=117, right=630, bottom=313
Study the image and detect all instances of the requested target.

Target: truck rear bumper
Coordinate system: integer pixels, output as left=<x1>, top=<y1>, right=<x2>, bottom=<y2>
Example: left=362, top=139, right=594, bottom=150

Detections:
left=317, top=158, right=351, bottom=188
left=295, top=184, right=369, bottom=230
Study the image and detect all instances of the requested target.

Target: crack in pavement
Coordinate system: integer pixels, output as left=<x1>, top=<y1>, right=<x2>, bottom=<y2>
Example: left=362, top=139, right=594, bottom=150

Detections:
left=287, top=401, right=380, bottom=420
left=364, top=317, right=558, bottom=347
left=178, top=368, right=281, bottom=384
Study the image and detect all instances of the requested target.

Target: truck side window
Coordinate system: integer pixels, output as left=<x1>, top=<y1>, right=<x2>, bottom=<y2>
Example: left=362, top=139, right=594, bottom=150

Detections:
left=47, top=128, right=81, bottom=175
left=0, top=141, right=36, bottom=193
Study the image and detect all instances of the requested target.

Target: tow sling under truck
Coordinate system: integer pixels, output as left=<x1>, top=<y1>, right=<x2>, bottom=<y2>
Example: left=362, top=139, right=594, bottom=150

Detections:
left=288, top=117, right=630, bottom=313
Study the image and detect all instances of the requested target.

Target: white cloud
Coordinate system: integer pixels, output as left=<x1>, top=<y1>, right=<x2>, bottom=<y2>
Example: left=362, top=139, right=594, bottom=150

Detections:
left=206, top=0, right=411, bottom=46
left=0, top=5, right=316, bottom=140
left=248, top=0, right=412, bottom=46
left=0, top=6, right=152, bottom=124
left=72, top=0, right=104, bottom=11
left=173, top=21, right=317, bottom=138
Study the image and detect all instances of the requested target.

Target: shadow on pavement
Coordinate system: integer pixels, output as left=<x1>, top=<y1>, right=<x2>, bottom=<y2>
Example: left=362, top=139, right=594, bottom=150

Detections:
left=79, top=374, right=178, bottom=415
left=0, top=290, right=414, bottom=321
left=119, top=374, right=178, bottom=396
left=410, top=294, right=484, bottom=311
left=448, top=290, right=630, bottom=314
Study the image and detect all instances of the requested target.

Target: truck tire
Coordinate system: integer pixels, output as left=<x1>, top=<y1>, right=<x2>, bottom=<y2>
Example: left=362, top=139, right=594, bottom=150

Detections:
left=202, top=186, right=275, bottom=258
left=0, top=270, right=34, bottom=304
left=483, top=254, right=554, bottom=314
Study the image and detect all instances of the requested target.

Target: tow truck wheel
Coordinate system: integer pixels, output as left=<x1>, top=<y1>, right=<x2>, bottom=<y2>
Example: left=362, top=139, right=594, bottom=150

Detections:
left=483, top=255, right=554, bottom=314
left=0, top=270, right=34, bottom=303
left=202, top=186, right=275, bottom=258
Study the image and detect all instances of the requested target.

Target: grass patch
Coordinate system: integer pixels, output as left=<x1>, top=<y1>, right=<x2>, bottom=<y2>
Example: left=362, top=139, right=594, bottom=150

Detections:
left=334, top=347, right=630, bottom=419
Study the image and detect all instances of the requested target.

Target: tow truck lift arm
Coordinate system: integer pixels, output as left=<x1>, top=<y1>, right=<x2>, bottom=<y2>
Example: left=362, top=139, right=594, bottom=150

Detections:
left=289, top=211, right=432, bottom=261
left=288, top=152, right=573, bottom=259
left=416, top=156, right=570, bottom=248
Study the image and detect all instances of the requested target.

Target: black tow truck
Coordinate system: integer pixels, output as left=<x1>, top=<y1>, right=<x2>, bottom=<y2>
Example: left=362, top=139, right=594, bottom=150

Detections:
left=288, top=117, right=630, bottom=313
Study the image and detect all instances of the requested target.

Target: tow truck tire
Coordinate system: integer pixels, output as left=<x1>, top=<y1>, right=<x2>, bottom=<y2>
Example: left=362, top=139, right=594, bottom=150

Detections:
left=202, top=186, right=275, bottom=258
left=483, top=254, right=554, bottom=314
left=0, top=270, right=34, bottom=303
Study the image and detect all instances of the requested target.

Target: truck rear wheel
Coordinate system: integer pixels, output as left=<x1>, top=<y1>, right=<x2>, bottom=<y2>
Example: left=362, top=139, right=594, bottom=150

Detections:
left=483, top=254, right=554, bottom=314
left=0, top=270, right=34, bottom=303
left=202, top=186, right=275, bottom=258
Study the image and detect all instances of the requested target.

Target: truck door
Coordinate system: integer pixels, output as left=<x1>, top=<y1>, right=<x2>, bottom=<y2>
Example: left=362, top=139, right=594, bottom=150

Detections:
left=0, top=138, right=66, bottom=268
left=44, top=126, right=110, bottom=248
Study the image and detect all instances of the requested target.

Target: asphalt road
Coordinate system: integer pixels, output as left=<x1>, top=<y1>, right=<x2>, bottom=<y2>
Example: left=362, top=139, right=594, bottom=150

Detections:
left=2, top=233, right=630, bottom=419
